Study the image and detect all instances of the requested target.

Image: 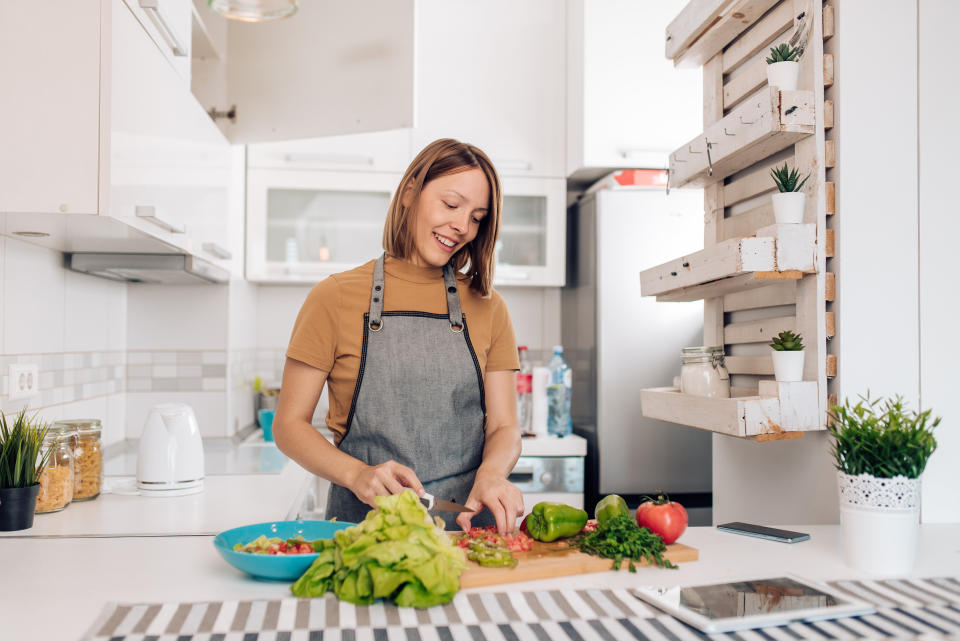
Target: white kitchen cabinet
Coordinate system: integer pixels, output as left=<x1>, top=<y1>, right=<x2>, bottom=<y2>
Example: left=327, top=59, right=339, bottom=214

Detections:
left=245, top=169, right=402, bottom=283
left=412, top=0, right=566, bottom=179
left=566, top=0, right=703, bottom=185
left=247, top=129, right=413, bottom=174
left=0, top=0, right=415, bottom=271
left=123, top=0, right=193, bottom=84
left=245, top=170, right=565, bottom=286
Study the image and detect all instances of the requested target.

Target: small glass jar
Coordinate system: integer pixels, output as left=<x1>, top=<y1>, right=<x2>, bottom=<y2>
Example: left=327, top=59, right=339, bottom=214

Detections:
left=55, top=419, right=103, bottom=501
left=680, top=346, right=731, bottom=398
left=35, top=426, right=76, bottom=514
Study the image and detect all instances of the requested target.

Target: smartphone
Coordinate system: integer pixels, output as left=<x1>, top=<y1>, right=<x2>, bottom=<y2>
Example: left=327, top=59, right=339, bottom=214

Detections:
left=716, top=522, right=810, bottom=543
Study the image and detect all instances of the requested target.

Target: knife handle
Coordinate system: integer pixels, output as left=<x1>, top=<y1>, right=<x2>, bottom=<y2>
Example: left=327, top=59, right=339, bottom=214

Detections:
left=421, top=492, right=436, bottom=510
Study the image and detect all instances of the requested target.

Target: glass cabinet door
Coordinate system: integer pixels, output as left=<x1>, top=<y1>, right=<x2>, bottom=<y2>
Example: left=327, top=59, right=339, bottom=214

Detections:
left=246, top=170, right=402, bottom=282
left=495, top=176, right=565, bottom=286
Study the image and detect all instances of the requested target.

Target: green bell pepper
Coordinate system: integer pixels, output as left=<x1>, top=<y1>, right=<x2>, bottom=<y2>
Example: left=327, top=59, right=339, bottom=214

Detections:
left=526, top=502, right=588, bottom=542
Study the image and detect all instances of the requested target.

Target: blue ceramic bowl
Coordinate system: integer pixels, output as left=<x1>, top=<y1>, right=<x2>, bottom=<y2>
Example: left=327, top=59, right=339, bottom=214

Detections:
left=213, top=520, right=355, bottom=581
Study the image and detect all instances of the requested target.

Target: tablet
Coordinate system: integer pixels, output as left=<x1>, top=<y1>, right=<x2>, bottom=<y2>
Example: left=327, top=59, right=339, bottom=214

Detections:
left=631, top=575, right=876, bottom=634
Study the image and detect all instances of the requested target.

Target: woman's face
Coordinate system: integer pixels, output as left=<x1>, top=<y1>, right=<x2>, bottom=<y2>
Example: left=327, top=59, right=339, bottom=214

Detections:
left=408, top=168, right=489, bottom=269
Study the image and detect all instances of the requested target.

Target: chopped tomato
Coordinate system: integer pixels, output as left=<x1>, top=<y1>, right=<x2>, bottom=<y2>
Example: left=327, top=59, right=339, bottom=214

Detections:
left=581, top=519, right=599, bottom=533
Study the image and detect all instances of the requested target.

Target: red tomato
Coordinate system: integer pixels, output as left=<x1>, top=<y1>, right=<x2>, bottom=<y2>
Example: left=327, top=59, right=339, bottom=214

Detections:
left=297, top=543, right=313, bottom=554
left=636, top=494, right=688, bottom=545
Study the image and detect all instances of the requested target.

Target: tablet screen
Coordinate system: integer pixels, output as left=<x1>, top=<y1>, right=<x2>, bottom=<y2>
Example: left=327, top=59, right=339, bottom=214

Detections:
left=676, top=577, right=845, bottom=619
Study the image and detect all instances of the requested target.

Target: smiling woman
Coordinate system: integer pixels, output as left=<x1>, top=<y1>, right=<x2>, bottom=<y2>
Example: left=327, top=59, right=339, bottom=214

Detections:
left=274, top=139, right=524, bottom=535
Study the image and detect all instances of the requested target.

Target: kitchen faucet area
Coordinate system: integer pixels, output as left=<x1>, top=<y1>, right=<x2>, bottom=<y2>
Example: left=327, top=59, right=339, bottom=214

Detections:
left=1, top=1, right=958, bottom=640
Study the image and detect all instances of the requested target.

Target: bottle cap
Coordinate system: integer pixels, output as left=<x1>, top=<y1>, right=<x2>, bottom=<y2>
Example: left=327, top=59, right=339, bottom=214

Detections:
left=518, top=345, right=528, bottom=351
left=553, top=345, right=563, bottom=353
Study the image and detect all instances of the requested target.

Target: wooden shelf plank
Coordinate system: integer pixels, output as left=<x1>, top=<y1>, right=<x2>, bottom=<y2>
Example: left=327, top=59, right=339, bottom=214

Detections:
left=826, top=311, right=835, bottom=338
left=826, top=354, right=837, bottom=377
left=673, top=0, right=781, bottom=68
left=724, top=158, right=782, bottom=207
left=666, top=0, right=734, bottom=62
left=655, top=271, right=801, bottom=303
left=669, top=88, right=815, bottom=188
left=825, top=272, right=835, bottom=301
left=725, top=314, right=795, bottom=344
left=641, top=387, right=781, bottom=437
left=825, top=228, right=834, bottom=257
left=824, top=53, right=834, bottom=87
left=724, top=280, right=797, bottom=311
left=824, top=100, right=834, bottom=129
left=756, top=223, right=817, bottom=271
left=640, top=236, right=775, bottom=297
left=723, top=202, right=775, bottom=240
left=722, top=1, right=794, bottom=73
left=825, top=181, right=835, bottom=214
left=823, top=4, right=835, bottom=41
left=825, top=139, right=836, bottom=167
left=726, top=355, right=774, bottom=375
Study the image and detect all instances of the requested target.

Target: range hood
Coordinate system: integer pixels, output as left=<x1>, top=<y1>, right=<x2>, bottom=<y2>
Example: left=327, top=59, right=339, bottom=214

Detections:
left=66, top=253, right=229, bottom=284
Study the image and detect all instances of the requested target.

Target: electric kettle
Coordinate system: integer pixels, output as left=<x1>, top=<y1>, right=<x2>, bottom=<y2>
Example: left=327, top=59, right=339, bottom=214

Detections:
left=137, top=403, right=205, bottom=496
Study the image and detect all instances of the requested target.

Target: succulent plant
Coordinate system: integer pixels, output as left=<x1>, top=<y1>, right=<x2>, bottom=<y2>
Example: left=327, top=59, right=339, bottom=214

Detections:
left=770, top=162, right=810, bottom=193
left=828, top=394, right=940, bottom=479
left=770, top=330, right=804, bottom=351
left=766, top=43, right=800, bottom=64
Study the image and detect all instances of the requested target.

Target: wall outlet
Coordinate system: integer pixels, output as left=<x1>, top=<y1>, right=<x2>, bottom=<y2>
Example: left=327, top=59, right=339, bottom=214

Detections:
left=8, top=364, right=39, bottom=400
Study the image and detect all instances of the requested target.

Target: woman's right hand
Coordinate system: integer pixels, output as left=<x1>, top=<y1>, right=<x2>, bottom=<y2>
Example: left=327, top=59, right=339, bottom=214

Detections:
left=348, top=460, right=425, bottom=507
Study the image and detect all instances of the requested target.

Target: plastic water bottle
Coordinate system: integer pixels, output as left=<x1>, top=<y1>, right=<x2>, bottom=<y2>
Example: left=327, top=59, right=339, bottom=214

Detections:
left=546, top=345, right=572, bottom=437
left=516, top=346, right=533, bottom=433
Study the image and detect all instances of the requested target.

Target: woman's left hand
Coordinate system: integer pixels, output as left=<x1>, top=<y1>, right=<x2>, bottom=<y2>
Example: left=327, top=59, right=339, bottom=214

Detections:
left=456, top=470, right=525, bottom=534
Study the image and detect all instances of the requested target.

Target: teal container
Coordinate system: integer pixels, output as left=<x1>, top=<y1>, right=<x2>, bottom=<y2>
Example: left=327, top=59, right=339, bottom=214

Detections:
left=258, top=409, right=276, bottom=442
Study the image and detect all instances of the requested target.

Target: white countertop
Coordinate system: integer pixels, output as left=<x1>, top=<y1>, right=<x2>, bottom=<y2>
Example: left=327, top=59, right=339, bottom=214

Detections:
left=520, top=433, right=586, bottom=457
left=5, top=524, right=960, bottom=641
left=0, top=463, right=313, bottom=538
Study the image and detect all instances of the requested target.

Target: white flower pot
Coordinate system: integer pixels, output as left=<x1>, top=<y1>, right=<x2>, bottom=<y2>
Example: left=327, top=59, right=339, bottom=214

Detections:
left=766, top=61, right=800, bottom=90
left=771, top=349, right=804, bottom=381
left=771, top=191, right=806, bottom=224
left=838, top=472, right=920, bottom=575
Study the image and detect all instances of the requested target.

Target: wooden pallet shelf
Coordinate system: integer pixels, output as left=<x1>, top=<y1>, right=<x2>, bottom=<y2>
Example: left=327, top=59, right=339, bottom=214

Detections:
left=669, top=88, right=815, bottom=188
left=667, top=0, right=781, bottom=68
left=639, top=226, right=816, bottom=302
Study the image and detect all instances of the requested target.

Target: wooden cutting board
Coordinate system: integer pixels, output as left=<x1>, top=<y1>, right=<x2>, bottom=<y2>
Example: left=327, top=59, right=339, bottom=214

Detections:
left=458, top=539, right=698, bottom=588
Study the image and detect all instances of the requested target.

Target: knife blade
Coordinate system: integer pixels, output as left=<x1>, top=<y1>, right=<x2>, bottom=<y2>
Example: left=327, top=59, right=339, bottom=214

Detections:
left=421, top=492, right=473, bottom=513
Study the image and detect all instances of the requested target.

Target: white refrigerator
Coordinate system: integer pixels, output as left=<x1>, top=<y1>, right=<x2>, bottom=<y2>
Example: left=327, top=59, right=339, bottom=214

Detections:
left=562, top=187, right=713, bottom=524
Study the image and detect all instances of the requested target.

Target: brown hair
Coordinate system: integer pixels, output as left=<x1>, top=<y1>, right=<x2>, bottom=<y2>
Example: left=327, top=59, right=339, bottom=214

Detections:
left=382, top=138, right=502, bottom=297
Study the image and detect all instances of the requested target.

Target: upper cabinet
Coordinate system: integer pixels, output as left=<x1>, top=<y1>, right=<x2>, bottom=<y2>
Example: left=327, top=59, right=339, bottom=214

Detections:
left=0, top=0, right=415, bottom=274
left=566, top=0, right=703, bottom=185
left=190, top=0, right=414, bottom=144
left=412, top=0, right=566, bottom=179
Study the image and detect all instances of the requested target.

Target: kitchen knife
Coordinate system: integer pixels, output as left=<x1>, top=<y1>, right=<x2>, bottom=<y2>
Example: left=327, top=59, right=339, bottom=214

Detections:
left=421, top=492, right=473, bottom=513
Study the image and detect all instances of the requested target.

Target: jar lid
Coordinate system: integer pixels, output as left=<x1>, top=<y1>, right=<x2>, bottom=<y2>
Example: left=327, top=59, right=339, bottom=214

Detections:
left=681, top=346, right=724, bottom=355
left=54, top=418, right=102, bottom=435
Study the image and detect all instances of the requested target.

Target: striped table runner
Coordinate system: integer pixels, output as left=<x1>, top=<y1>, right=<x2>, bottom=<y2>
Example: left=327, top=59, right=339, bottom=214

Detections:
left=83, top=577, right=960, bottom=641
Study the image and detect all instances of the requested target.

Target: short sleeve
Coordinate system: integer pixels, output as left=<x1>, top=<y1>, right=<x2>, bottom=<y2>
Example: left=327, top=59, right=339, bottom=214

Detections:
left=485, top=290, right=520, bottom=372
left=286, top=276, right=341, bottom=372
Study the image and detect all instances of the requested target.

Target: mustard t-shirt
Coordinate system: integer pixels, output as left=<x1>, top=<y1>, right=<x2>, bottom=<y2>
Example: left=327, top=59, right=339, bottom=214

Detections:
left=286, top=255, right=520, bottom=444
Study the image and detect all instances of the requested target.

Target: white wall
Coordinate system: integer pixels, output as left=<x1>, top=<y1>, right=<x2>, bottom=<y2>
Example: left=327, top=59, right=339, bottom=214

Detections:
left=0, top=236, right=127, bottom=446
left=918, top=0, right=960, bottom=523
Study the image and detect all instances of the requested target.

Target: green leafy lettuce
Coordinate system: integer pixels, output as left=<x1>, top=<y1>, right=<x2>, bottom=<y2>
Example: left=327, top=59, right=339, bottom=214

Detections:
left=291, top=489, right=467, bottom=607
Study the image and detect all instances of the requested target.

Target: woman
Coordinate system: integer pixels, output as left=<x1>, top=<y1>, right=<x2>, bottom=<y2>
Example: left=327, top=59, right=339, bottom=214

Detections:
left=274, top=138, right=524, bottom=533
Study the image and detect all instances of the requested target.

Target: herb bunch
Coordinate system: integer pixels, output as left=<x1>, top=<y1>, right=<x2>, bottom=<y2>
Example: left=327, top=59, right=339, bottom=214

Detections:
left=828, top=394, right=940, bottom=479
left=0, top=408, right=53, bottom=489
left=770, top=162, right=810, bottom=193
left=574, top=514, right=677, bottom=572
left=771, top=330, right=804, bottom=352
left=766, top=43, right=800, bottom=63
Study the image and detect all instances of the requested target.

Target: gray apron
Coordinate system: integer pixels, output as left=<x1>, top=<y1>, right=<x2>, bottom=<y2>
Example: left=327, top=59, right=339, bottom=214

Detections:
left=326, top=253, right=493, bottom=530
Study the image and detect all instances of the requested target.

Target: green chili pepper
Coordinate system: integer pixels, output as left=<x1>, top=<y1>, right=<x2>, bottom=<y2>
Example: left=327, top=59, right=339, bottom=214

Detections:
left=526, top=502, right=589, bottom=542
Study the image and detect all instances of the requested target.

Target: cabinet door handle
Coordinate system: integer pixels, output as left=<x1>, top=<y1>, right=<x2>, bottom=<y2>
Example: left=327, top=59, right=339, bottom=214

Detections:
left=135, top=205, right=185, bottom=233
left=202, top=242, right=233, bottom=259
left=282, top=152, right=374, bottom=166
left=138, top=0, right=187, bottom=57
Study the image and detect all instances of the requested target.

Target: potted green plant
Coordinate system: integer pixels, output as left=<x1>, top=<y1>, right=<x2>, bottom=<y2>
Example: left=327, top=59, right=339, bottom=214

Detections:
left=770, top=330, right=804, bottom=381
left=765, top=43, right=801, bottom=90
left=829, top=395, right=939, bottom=574
left=0, top=409, right=54, bottom=531
left=770, top=162, right=810, bottom=224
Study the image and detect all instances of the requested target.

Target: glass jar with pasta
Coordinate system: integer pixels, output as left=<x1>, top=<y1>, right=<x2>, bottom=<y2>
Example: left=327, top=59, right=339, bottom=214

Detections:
left=35, top=426, right=75, bottom=513
left=55, top=419, right=103, bottom=501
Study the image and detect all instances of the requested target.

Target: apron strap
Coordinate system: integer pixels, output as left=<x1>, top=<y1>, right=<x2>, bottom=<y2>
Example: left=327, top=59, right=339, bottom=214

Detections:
left=442, top=265, right=464, bottom=331
left=369, top=253, right=386, bottom=331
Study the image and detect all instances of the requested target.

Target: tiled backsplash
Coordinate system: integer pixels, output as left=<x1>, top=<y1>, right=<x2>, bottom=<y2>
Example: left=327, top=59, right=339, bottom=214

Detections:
left=0, top=351, right=126, bottom=415
left=126, top=350, right=228, bottom=392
